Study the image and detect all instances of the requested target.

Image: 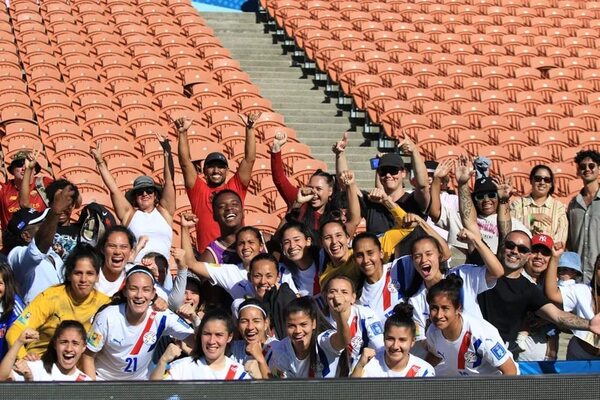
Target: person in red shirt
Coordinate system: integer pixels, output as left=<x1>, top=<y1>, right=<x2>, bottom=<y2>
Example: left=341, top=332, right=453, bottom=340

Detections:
left=176, top=113, right=258, bottom=252
left=0, top=150, right=52, bottom=230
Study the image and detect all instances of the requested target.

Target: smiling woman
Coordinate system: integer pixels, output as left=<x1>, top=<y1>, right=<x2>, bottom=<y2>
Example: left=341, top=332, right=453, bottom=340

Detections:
left=5, top=244, right=110, bottom=359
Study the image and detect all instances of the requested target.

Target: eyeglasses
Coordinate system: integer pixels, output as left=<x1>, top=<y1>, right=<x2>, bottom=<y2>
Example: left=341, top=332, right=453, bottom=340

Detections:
left=504, top=240, right=531, bottom=254
left=377, top=167, right=402, bottom=177
left=134, top=187, right=156, bottom=196
left=473, top=192, right=498, bottom=201
left=532, top=176, right=552, bottom=183
left=578, top=162, right=597, bottom=171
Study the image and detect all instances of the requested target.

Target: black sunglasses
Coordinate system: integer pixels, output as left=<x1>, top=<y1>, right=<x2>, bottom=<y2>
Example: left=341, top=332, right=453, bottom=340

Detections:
left=531, top=245, right=552, bottom=257
left=533, top=176, right=552, bottom=183
left=473, top=192, right=498, bottom=201
left=504, top=240, right=530, bottom=254
left=377, top=167, right=403, bottom=177
left=579, top=162, right=597, bottom=171
left=134, top=187, right=156, bottom=196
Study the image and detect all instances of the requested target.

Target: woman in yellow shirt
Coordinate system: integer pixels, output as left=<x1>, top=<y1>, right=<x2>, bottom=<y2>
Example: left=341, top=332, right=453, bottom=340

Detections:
left=319, top=188, right=414, bottom=287
left=7, top=244, right=110, bottom=358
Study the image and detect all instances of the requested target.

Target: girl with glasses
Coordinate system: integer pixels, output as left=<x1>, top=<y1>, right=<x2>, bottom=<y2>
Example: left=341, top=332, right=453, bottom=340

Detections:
left=91, top=135, right=175, bottom=264
left=510, top=165, right=568, bottom=243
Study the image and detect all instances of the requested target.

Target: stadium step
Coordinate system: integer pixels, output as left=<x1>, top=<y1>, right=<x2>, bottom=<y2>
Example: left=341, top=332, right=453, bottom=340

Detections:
left=203, top=12, right=379, bottom=190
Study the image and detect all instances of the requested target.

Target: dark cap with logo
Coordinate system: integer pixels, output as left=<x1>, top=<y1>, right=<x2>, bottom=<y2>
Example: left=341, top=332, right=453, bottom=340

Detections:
left=377, top=153, right=405, bottom=170
left=204, top=152, right=228, bottom=168
left=7, top=208, right=49, bottom=235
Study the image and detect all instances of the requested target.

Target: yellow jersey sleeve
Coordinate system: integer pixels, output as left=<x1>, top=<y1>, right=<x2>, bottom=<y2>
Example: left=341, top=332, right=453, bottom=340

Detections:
left=6, top=289, right=53, bottom=358
left=379, top=204, right=414, bottom=261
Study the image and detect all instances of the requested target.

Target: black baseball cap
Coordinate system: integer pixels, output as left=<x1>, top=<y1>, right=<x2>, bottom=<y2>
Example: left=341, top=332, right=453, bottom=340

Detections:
left=473, top=177, right=497, bottom=194
left=204, top=152, right=228, bottom=167
left=7, top=208, right=49, bottom=235
left=377, top=153, right=405, bottom=170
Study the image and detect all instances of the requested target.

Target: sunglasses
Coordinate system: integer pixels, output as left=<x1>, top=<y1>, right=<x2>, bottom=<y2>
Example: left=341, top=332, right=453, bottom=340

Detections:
left=579, top=162, right=597, bottom=171
left=11, top=159, right=25, bottom=168
left=134, top=187, right=156, bottom=196
left=377, top=167, right=403, bottom=177
left=533, top=176, right=552, bottom=183
left=473, top=192, right=498, bottom=201
left=531, top=245, right=552, bottom=257
left=504, top=240, right=530, bottom=254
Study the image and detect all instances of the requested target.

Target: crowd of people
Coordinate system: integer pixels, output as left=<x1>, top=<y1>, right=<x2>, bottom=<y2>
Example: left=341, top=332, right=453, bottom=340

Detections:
left=0, top=115, right=600, bottom=382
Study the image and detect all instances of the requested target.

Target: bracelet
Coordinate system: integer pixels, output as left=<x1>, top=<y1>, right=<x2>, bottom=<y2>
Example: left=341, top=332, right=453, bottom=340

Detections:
left=498, top=198, right=510, bottom=204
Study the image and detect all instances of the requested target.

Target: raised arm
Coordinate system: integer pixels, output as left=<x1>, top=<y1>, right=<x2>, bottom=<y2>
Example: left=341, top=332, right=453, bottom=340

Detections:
left=18, top=150, right=40, bottom=209
left=168, top=248, right=188, bottom=311
left=174, top=117, right=197, bottom=190
left=156, top=133, right=176, bottom=218
left=327, top=295, right=353, bottom=351
left=368, top=188, right=413, bottom=260
left=237, top=112, right=259, bottom=187
left=544, top=243, right=565, bottom=305
left=91, top=144, right=134, bottom=224
left=494, top=176, right=513, bottom=256
left=270, top=131, right=299, bottom=205
left=399, top=137, right=430, bottom=213
left=404, top=213, right=452, bottom=262
left=456, top=156, right=477, bottom=232
left=339, top=170, right=361, bottom=237
left=34, top=185, right=74, bottom=253
left=428, top=159, right=453, bottom=223
left=180, top=213, right=210, bottom=279
left=456, top=227, right=504, bottom=283
left=0, top=329, right=39, bottom=381
left=350, top=348, right=375, bottom=378
left=150, top=342, right=183, bottom=380
left=333, top=132, right=350, bottom=180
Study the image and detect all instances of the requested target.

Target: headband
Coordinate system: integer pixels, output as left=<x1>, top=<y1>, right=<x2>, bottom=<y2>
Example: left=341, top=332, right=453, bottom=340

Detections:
left=126, top=268, right=156, bottom=284
left=238, top=304, right=267, bottom=318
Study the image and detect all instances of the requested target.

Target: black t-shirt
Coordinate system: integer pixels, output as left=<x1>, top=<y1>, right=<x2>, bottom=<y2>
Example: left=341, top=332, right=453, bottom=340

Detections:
left=53, top=224, right=81, bottom=261
left=359, top=191, right=428, bottom=258
left=478, top=275, right=550, bottom=343
left=359, top=191, right=426, bottom=234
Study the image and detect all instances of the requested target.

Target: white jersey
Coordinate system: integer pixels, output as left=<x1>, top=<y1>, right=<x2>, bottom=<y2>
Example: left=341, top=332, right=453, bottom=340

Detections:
left=229, top=337, right=278, bottom=365
left=12, top=360, right=91, bottom=382
left=324, top=304, right=385, bottom=370
left=559, top=282, right=596, bottom=343
left=362, top=351, right=435, bottom=378
left=426, top=313, right=514, bottom=376
left=409, top=264, right=495, bottom=341
left=206, top=262, right=297, bottom=299
left=267, top=332, right=342, bottom=378
left=87, top=304, right=194, bottom=380
left=358, top=256, right=417, bottom=323
left=164, top=356, right=250, bottom=380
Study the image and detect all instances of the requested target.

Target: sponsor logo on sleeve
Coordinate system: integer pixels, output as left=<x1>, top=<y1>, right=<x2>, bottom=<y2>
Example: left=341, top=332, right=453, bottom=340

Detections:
left=87, top=331, right=103, bottom=348
left=368, top=321, right=383, bottom=336
left=491, top=343, right=507, bottom=360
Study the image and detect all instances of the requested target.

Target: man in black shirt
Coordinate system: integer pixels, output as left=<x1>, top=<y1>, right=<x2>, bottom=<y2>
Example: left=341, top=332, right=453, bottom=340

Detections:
left=478, top=230, right=600, bottom=358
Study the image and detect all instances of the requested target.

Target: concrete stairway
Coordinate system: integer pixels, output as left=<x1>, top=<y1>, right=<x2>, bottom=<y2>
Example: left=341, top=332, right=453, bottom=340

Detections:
left=202, top=12, right=380, bottom=190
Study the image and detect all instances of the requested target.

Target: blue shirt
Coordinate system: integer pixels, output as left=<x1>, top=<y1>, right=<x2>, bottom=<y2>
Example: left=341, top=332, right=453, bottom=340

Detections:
left=0, top=294, right=25, bottom=359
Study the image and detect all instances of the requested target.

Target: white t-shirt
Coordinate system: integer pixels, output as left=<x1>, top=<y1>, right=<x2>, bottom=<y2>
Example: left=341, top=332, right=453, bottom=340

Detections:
left=164, top=356, right=250, bottom=380
left=428, top=191, right=459, bottom=241
left=324, top=304, right=385, bottom=370
left=229, top=337, right=278, bottom=365
left=362, top=351, right=435, bottom=378
left=358, top=256, right=417, bottom=323
left=426, top=313, right=515, bottom=376
left=439, top=207, right=530, bottom=252
left=267, top=333, right=342, bottom=378
left=86, top=304, right=194, bottom=380
left=409, top=264, right=495, bottom=341
left=206, top=262, right=297, bottom=299
left=559, top=282, right=595, bottom=342
left=12, top=360, right=91, bottom=381
left=95, top=265, right=168, bottom=301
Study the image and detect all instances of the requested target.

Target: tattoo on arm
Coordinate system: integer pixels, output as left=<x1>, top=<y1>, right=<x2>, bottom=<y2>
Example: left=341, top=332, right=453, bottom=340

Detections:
left=459, top=184, right=475, bottom=227
left=556, top=312, right=590, bottom=331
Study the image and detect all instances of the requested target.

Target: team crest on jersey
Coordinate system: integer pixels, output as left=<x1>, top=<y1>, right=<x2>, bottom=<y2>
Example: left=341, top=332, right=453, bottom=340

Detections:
left=387, top=280, right=401, bottom=293
left=464, top=351, right=478, bottom=365
left=491, top=343, right=506, bottom=360
left=350, top=336, right=364, bottom=350
left=87, top=331, right=102, bottom=348
left=143, top=331, right=157, bottom=345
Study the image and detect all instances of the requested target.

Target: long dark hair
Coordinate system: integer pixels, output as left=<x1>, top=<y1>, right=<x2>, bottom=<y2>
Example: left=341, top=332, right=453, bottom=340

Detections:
left=63, top=244, right=102, bottom=288
left=529, top=165, right=555, bottom=196
left=283, top=296, right=319, bottom=375
left=278, top=221, right=320, bottom=274
left=41, top=320, right=86, bottom=374
left=0, top=263, right=19, bottom=323
left=192, top=308, right=235, bottom=362
left=288, top=170, right=337, bottom=237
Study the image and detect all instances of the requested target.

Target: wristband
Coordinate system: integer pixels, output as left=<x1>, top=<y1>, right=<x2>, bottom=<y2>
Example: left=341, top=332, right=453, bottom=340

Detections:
left=498, top=198, right=510, bottom=204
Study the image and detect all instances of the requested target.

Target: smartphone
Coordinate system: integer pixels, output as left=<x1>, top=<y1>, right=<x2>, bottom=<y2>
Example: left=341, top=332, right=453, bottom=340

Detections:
left=370, top=157, right=380, bottom=170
